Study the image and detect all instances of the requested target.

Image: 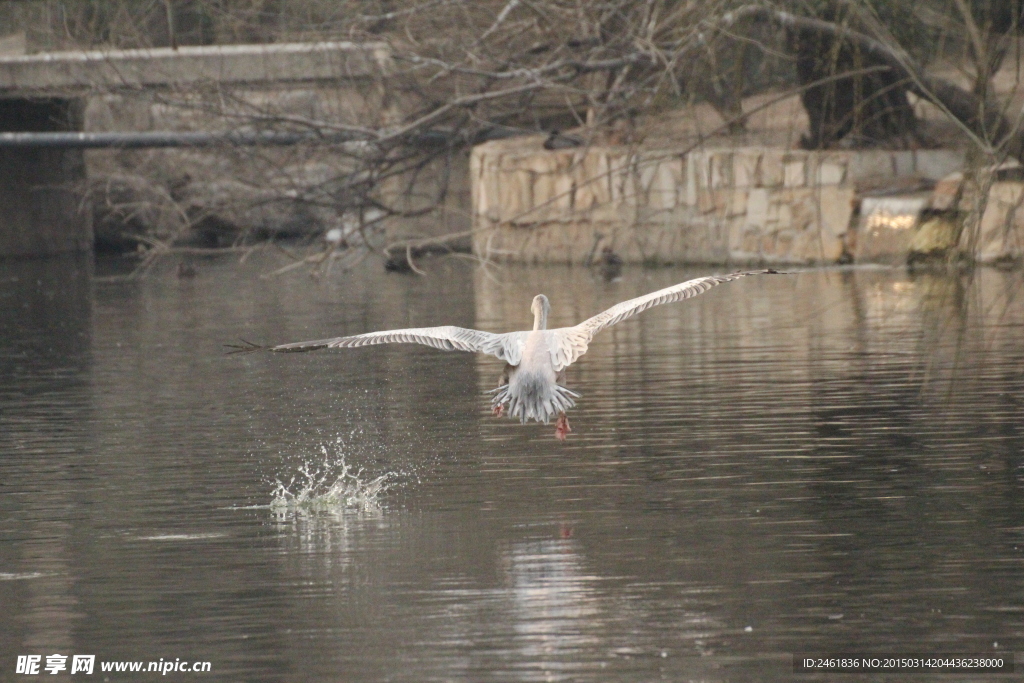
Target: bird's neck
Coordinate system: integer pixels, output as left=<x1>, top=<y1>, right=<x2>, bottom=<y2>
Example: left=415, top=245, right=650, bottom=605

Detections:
left=533, top=310, right=547, bottom=331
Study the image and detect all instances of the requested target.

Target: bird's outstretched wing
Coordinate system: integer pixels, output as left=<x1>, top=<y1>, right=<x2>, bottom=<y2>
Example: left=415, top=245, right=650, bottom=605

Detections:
left=229, top=325, right=527, bottom=365
left=546, top=269, right=782, bottom=371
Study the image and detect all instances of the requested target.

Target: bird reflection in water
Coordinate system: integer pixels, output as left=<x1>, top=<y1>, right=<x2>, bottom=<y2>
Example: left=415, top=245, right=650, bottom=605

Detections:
left=504, top=538, right=603, bottom=660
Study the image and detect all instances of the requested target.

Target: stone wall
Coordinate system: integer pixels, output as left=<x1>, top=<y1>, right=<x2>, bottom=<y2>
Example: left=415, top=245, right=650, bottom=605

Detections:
left=975, top=182, right=1024, bottom=263
left=470, top=137, right=965, bottom=265
left=931, top=172, right=1024, bottom=264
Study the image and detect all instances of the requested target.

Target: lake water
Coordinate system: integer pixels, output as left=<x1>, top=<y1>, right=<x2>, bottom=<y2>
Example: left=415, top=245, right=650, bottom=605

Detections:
left=1, top=253, right=1022, bottom=681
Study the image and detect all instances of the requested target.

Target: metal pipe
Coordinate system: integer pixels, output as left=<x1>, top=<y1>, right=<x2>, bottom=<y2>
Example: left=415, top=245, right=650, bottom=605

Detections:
left=0, top=130, right=369, bottom=149
left=0, top=126, right=530, bottom=149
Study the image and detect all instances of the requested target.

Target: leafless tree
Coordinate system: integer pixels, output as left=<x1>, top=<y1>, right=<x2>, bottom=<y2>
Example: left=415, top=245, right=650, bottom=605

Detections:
left=4, top=0, right=1023, bottom=273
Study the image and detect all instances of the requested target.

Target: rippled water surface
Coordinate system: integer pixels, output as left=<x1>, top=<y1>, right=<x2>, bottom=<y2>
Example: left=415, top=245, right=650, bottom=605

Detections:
left=2, top=254, right=1023, bottom=682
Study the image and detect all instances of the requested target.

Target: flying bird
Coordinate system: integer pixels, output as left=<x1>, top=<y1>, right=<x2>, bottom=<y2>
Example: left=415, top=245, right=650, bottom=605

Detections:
left=231, top=270, right=782, bottom=440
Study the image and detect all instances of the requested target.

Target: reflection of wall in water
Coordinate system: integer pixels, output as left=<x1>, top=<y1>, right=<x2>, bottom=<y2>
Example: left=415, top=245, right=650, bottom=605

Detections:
left=0, top=99, right=91, bottom=257
left=0, top=255, right=93, bottom=667
left=774, top=269, right=1024, bottom=651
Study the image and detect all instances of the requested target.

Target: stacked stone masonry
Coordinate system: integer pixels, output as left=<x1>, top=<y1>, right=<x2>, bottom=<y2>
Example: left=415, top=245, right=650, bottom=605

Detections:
left=931, top=173, right=1024, bottom=264
left=977, top=182, right=1024, bottom=262
left=471, top=138, right=966, bottom=265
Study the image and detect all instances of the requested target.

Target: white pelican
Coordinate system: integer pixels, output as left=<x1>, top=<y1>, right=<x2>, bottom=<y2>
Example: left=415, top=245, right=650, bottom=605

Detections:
left=232, top=270, right=782, bottom=439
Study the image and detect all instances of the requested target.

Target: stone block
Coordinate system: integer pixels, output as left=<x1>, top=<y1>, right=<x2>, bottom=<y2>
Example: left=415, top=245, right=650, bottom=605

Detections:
left=892, top=151, right=915, bottom=177
left=589, top=202, right=622, bottom=224
left=502, top=169, right=536, bottom=224
left=733, top=150, right=760, bottom=188
left=783, top=159, right=806, bottom=187
left=526, top=157, right=556, bottom=214
left=764, top=196, right=781, bottom=226
left=521, top=150, right=558, bottom=177
left=608, top=152, right=631, bottom=203
left=532, top=175, right=555, bottom=217
left=710, top=152, right=733, bottom=189
left=725, top=189, right=748, bottom=217
left=636, top=158, right=670, bottom=210
left=739, top=225, right=762, bottom=255
left=746, top=188, right=769, bottom=228
left=931, top=172, right=963, bottom=210
left=475, top=177, right=490, bottom=218
left=683, top=154, right=698, bottom=206
left=574, top=152, right=613, bottom=210
left=847, top=151, right=894, bottom=181
left=788, top=189, right=817, bottom=232
left=977, top=181, right=1024, bottom=262
left=760, top=149, right=785, bottom=187
left=647, top=160, right=680, bottom=210
left=470, top=150, right=486, bottom=215
left=815, top=160, right=846, bottom=185
left=638, top=159, right=659, bottom=197
left=816, top=186, right=856, bottom=240
left=693, top=151, right=714, bottom=191
left=612, top=172, right=639, bottom=209
left=552, top=173, right=574, bottom=212
left=789, top=230, right=815, bottom=263
left=775, top=201, right=794, bottom=230
left=696, top=188, right=718, bottom=214
left=914, top=150, right=965, bottom=181
left=774, top=229, right=796, bottom=258
left=980, top=182, right=1024, bottom=227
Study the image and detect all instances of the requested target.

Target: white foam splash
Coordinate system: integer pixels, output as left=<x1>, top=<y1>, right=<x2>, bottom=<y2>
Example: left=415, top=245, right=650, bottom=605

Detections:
left=269, top=441, right=393, bottom=516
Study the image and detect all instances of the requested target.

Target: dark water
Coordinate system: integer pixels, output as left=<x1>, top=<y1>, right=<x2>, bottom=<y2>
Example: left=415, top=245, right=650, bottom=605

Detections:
left=1, top=253, right=1022, bottom=682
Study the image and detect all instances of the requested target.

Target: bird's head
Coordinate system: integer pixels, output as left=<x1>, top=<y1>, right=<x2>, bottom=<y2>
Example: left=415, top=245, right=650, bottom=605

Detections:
left=531, top=294, right=550, bottom=330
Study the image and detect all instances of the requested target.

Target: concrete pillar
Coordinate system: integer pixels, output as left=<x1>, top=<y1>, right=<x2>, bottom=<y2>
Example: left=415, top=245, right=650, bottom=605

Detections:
left=0, top=98, right=91, bottom=257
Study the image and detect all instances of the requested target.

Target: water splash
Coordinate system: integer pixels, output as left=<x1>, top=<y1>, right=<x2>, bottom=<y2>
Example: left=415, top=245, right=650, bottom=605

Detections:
left=269, top=440, right=394, bottom=516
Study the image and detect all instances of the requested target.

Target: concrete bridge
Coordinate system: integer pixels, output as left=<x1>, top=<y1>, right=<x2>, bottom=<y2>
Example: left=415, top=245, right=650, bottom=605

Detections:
left=0, top=42, right=389, bottom=258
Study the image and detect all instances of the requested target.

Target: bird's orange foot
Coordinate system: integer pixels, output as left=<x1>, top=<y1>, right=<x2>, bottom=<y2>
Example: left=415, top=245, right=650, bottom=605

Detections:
left=492, top=403, right=505, bottom=418
left=554, top=413, right=571, bottom=441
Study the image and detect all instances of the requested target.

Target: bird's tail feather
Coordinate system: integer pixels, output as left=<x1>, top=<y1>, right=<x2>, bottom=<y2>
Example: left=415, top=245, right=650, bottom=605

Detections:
left=490, top=382, right=579, bottom=424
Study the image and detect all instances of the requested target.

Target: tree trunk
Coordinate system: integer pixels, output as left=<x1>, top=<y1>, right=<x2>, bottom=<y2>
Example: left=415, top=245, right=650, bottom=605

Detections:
left=725, top=6, right=1024, bottom=163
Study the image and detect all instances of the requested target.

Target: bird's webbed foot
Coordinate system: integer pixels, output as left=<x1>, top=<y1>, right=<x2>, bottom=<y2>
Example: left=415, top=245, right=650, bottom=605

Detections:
left=492, top=367, right=510, bottom=418
left=555, top=412, right=571, bottom=441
